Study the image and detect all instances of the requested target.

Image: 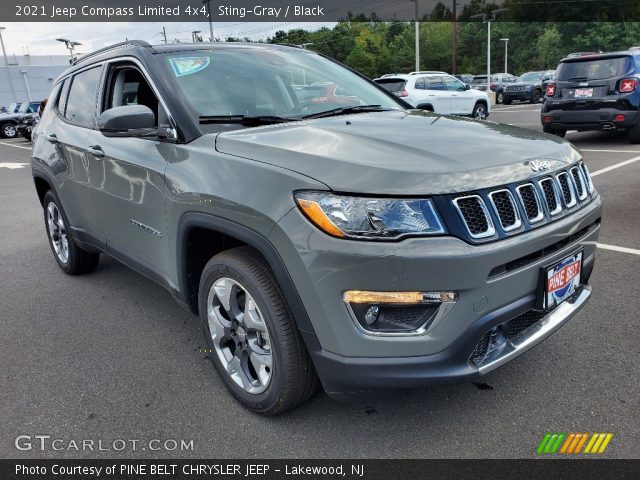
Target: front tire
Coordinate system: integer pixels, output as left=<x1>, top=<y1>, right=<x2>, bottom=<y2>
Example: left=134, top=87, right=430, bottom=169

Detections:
left=530, top=90, right=542, bottom=103
left=1, top=122, right=18, bottom=138
left=198, top=246, right=318, bottom=415
left=472, top=102, right=488, bottom=120
left=43, top=191, right=100, bottom=275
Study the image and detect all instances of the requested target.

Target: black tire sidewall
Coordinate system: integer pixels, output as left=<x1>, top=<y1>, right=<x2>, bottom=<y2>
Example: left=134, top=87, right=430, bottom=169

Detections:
left=1, top=123, right=17, bottom=138
left=198, top=256, right=289, bottom=413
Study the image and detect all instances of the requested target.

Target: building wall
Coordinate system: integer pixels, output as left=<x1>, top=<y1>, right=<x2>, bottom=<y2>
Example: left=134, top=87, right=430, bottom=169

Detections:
left=0, top=65, right=68, bottom=107
left=0, top=55, right=70, bottom=108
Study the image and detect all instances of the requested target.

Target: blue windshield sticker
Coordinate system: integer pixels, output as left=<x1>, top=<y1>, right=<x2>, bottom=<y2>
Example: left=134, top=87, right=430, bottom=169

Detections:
left=168, top=57, right=211, bottom=77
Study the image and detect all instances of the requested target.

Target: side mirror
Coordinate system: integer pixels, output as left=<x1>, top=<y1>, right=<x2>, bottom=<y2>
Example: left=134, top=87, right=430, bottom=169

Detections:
left=98, top=105, right=156, bottom=138
left=464, top=84, right=471, bottom=90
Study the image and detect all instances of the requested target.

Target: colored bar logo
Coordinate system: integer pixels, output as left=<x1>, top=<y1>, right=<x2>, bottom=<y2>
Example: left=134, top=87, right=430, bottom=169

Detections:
left=537, top=433, right=613, bottom=455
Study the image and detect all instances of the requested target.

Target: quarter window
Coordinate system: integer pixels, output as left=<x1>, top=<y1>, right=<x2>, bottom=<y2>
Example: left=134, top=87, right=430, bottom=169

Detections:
left=64, top=67, right=102, bottom=126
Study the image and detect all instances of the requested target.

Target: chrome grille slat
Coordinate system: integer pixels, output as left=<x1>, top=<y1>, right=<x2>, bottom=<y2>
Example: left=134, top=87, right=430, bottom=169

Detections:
left=453, top=195, right=496, bottom=239
left=580, top=161, right=594, bottom=194
left=556, top=172, right=577, bottom=208
left=538, top=177, right=562, bottom=216
left=488, top=189, right=522, bottom=232
left=570, top=166, right=588, bottom=201
left=516, top=183, right=544, bottom=224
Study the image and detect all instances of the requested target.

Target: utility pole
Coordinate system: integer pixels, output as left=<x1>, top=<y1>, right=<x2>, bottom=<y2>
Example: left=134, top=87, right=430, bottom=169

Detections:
left=452, top=0, right=457, bottom=74
left=410, top=0, right=420, bottom=71
left=471, top=9, right=508, bottom=91
left=160, top=26, right=167, bottom=44
left=500, top=38, right=509, bottom=73
left=0, top=27, right=17, bottom=103
left=203, top=0, right=214, bottom=41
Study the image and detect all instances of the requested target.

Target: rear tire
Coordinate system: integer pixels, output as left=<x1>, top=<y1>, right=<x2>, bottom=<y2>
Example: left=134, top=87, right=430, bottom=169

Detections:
left=543, top=125, right=567, bottom=138
left=627, top=121, right=640, bottom=143
left=43, top=191, right=100, bottom=275
left=198, top=246, right=319, bottom=415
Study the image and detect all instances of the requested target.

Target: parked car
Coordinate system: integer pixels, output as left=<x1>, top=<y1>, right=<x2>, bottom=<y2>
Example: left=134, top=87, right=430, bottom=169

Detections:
left=33, top=41, right=601, bottom=414
left=17, top=113, right=38, bottom=141
left=375, top=72, right=490, bottom=119
left=490, top=73, right=518, bottom=103
left=454, top=74, right=474, bottom=84
left=470, top=75, right=489, bottom=91
left=542, top=48, right=640, bottom=141
left=541, top=70, right=556, bottom=93
left=0, top=100, right=40, bottom=138
left=502, top=71, right=547, bottom=104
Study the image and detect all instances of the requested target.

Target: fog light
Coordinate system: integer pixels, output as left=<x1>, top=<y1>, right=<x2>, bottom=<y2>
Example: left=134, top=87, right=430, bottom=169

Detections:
left=614, top=114, right=625, bottom=122
left=344, top=290, right=457, bottom=334
left=364, top=306, right=379, bottom=325
left=543, top=115, right=552, bottom=123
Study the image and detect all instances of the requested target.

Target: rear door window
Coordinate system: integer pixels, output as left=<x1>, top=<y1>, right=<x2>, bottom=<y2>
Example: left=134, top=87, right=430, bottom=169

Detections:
left=424, top=76, right=446, bottom=90
left=64, top=66, right=103, bottom=126
left=556, top=56, right=632, bottom=81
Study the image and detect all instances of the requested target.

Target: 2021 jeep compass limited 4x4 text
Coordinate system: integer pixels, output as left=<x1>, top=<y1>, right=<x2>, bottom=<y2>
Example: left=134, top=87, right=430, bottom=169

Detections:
left=31, top=41, right=602, bottom=414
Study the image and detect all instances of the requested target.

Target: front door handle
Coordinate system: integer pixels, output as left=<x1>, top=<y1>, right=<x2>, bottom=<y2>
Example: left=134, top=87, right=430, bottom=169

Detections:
left=86, top=145, right=105, bottom=158
left=46, top=133, right=59, bottom=144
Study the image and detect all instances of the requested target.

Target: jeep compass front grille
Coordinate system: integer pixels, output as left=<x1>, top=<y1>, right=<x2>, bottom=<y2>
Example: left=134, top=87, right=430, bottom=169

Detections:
left=449, top=162, right=596, bottom=243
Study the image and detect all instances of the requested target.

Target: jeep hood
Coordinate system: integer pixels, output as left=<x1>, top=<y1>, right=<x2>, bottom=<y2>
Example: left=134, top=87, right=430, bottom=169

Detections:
left=215, top=110, right=577, bottom=195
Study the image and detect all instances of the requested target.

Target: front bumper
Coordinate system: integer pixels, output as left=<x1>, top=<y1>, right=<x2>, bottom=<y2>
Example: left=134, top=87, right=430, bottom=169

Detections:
left=503, top=90, right=534, bottom=101
left=269, top=196, right=602, bottom=396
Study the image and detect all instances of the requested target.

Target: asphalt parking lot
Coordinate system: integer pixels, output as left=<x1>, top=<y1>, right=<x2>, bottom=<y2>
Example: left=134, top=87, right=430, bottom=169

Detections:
left=1, top=105, right=638, bottom=460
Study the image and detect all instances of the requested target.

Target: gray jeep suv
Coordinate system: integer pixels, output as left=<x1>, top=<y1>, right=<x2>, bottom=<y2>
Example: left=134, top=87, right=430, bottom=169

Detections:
left=31, top=41, right=602, bottom=414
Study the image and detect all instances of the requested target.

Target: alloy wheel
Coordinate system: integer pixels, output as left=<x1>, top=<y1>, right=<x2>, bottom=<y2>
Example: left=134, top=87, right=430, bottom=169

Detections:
left=3, top=124, right=17, bottom=138
left=207, top=277, right=273, bottom=394
left=475, top=105, right=487, bottom=120
left=46, top=202, right=69, bottom=264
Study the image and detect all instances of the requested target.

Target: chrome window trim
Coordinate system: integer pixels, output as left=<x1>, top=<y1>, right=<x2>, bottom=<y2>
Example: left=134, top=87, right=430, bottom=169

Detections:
left=556, top=172, right=577, bottom=208
left=101, top=56, right=177, bottom=139
left=516, top=183, right=544, bottom=224
left=452, top=195, right=496, bottom=239
left=538, top=177, right=563, bottom=216
left=488, top=189, right=522, bottom=232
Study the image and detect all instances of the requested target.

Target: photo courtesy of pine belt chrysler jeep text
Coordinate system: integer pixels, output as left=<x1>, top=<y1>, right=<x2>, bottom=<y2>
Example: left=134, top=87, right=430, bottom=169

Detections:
left=30, top=41, right=602, bottom=414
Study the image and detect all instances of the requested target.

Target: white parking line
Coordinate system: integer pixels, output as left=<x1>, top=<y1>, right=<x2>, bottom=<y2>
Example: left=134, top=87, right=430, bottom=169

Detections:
left=581, top=149, right=640, bottom=154
left=591, top=155, right=640, bottom=177
left=597, top=243, right=640, bottom=256
left=0, top=141, right=31, bottom=150
left=492, top=109, right=541, bottom=113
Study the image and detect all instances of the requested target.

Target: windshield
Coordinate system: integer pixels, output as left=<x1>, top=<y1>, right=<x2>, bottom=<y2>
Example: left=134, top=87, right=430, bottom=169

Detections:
left=518, top=72, right=545, bottom=82
left=160, top=47, right=403, bottom=121
left=556, top=56, right=632, bottom=81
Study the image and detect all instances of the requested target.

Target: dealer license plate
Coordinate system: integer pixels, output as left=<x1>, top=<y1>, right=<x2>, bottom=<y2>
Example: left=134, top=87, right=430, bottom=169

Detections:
left=574, top=88, right=593, bottom=98
left=544, top=251, right=582, bottom=309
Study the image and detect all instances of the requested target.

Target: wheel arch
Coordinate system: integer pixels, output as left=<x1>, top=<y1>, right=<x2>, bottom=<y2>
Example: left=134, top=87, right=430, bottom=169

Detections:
left=33, top=174, right=54, bottom=206
left=177, top=212, right=316, bottom=334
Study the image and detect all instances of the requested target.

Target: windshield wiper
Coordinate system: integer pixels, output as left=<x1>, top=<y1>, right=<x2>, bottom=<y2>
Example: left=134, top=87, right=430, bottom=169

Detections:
left=199, top=115, right=298, bottom=125
left=301, top=105, right=392, bottom=119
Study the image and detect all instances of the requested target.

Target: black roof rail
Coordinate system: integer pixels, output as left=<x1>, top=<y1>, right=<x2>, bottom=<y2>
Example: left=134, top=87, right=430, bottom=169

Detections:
left=72, top=40, right=152, bottom=66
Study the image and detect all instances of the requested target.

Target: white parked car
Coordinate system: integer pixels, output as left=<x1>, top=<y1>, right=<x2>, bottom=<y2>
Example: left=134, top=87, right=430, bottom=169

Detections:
left=374, top=72, right=491, bottom=119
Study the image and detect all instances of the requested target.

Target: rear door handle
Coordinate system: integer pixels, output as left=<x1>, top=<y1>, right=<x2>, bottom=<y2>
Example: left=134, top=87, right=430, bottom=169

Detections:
left=86, top=145, right=105, bottom=158
left=46, top=133, right=59, bottom=144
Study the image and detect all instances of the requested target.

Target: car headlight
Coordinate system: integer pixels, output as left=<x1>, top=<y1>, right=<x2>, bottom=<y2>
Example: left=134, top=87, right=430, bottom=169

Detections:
left=294, top=191, right=446, bottom=240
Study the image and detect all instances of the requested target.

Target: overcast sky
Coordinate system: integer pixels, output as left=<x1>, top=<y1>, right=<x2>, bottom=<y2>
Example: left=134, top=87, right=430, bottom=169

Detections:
left=0, top=22, right=334, bottom=56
